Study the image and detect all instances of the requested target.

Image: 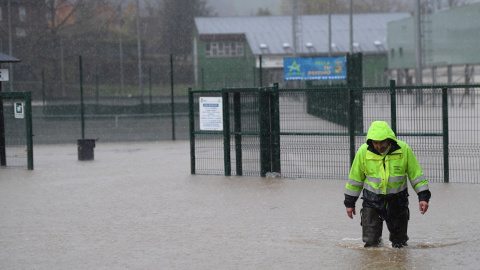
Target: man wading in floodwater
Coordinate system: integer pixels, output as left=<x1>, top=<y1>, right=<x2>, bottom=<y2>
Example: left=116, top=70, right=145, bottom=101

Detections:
left=344, top=121, right=431, bottom=248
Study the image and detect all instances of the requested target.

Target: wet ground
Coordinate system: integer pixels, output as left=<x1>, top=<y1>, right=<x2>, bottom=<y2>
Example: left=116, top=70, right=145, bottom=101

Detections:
left=1, top=141, right=479, bottom=269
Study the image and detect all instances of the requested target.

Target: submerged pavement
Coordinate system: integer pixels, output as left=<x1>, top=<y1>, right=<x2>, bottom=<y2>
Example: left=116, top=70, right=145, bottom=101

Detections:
left=1, top=141, right=479, bottom=269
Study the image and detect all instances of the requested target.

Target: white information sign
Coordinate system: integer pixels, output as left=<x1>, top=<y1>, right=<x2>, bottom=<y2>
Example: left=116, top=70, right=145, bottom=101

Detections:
left=14, top=102, right=24, bottom=119
left=199, top=97, right=223, bottom=131
left=0, top=69, right=9, bottom=81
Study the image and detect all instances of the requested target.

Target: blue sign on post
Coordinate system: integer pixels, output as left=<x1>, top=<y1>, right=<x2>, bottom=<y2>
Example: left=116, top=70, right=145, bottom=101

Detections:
left=283, top=57, right=347, bottom=81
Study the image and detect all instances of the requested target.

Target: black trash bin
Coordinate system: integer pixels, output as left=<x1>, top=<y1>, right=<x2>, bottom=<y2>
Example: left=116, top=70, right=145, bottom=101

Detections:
left=78, top=139, right=96, bottom=161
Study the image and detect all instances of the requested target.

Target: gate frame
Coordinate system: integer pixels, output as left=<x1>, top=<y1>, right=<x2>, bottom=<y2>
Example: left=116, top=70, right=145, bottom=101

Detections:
left=0, top=91, right=34, bottom=170
left=189, top=84, right=280, bottom=177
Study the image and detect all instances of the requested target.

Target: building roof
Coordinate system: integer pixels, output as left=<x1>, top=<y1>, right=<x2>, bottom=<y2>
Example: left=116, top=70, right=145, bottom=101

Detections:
left=0, top=52, right=21, bottom=63
left=195, top=13, right=410, bottom=55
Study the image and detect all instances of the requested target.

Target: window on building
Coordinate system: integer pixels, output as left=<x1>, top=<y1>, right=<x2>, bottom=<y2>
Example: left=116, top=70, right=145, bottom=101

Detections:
left=16, top=27, right=27, bottom=37
left=19, top=6, right=26, bottom=22
left=0, top=7, right=3, bottom=21
left=205, top=41, right=244, bottom=57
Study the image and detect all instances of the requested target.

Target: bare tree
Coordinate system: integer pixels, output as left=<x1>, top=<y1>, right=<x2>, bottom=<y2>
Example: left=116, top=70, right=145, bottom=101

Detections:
left=36, top=0, right=102, bottom=97
left=155, top=0, right=214, bottom=55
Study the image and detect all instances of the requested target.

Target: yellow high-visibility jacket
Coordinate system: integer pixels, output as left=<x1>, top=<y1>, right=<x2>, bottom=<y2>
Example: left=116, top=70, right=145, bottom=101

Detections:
left=344, top=121, right=430, bottom=216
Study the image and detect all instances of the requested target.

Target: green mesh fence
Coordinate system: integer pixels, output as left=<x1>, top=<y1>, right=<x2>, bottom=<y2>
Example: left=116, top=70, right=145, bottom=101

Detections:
left=189, top=90, right=224, bottom=175
left=10, top=55, right=191, bottom=145
left=227, top=92, right=262, bottom=176
left=190, top=84, right=480, bottom=184
left=447, top=86, right=480, bottom=184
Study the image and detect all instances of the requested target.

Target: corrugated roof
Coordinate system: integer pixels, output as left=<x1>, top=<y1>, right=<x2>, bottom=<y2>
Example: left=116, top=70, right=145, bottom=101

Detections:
left=0, top=52, right=21, bottom=63
left=195, top=13, right=410, bottom=55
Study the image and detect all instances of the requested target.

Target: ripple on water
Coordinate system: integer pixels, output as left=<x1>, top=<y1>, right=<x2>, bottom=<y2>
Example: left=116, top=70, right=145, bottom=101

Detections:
left=338, top=238, right=463, bottom=249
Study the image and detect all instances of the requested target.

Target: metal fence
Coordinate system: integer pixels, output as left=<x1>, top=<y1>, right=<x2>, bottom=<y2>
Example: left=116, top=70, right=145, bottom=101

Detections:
left=3, top=55, right=192, bottom=145
left=29, top=96, right=190, bottom=144
left=189, top=82, right=480, bottom=184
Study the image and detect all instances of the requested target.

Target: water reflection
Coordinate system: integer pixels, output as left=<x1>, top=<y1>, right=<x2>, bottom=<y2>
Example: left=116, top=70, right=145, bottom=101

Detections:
left=339, top=238, right=464, bottom=270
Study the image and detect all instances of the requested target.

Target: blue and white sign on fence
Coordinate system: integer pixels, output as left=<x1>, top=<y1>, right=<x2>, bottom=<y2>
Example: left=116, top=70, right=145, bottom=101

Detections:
left=283, top=57, right=347, bottom=81
left=199, top=97, right=223, bottom=131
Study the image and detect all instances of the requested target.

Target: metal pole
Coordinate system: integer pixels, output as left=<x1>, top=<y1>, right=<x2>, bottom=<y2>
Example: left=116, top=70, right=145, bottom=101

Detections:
left=348, top=88, right=355, bottom=165
left=271, top=83, right=281, bottom=174
left=60, top=38, right=66, bottom=96
left=79, top=56, right=85, bottom=139
left=95, top=67, right=99, bottom=106
left=119, top=33, right=125, bottom=95
left=259, top=88, right=268, bottom=177
left=149, top=66, right=152, bottom=106
left=259, top=55, right=263, bottom=87
left=414, top=0, right=423, bottom=85
left=222, top=91, right=231, bottom=176
left=390, top=80, right=397, bottom=134
left=170, top=54, right=175, bottom=140
left=234, top=92, right=242, bottom=176
left=25, top=92, right=33, bottom=170
left=188, top=88, right=195, bottom=174
left=201, top=67, right=204, bottom=90
left=0, top=77, right=5, bottom=166
left=41, top=68, right=46, bottom=106
left=292, top=0, right=297, bottom=56
left=442, top=87, right=449, bottom=183
left=136, top=0, right=143, bottom=104
left=349, top=0, right=353, bottom=54
left=7, top=0, right=13, bottom=92
left=328, top=0, right=332, bottom=56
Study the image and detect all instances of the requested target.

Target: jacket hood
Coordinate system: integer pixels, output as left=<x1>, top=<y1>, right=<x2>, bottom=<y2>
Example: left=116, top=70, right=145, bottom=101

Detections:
left=366, top=121, right=397, bottom=142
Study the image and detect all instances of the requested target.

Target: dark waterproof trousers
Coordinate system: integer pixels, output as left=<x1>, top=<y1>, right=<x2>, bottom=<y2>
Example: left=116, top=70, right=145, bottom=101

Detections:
left=361, top=207, right=409, bottom=247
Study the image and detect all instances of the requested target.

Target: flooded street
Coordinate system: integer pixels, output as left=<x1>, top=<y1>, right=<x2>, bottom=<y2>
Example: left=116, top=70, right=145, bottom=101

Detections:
left=1, top=141, right=479, bottom=269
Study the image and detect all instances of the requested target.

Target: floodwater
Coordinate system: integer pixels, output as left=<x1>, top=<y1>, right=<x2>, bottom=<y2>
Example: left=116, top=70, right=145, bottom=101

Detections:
left=1, top=141, right=479, bottom=269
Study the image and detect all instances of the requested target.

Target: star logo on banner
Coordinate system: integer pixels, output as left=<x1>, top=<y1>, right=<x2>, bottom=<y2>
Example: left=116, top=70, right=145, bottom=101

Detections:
left=288, top=61, right=301, bottom=73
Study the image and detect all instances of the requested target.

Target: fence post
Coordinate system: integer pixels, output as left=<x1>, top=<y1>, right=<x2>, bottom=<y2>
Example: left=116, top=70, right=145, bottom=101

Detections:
left=201, top=68, right=204, bottom=90
left=346, top=53, right=363, bottom=165
left=259, top=55, right=263, bottom=87
left=222, top=90, right=231, bottom=176
left=271, top=83, right=281, bottom=174
left=442, top=87, right=449, bottom=183
left=79, top=56, right=85, bottom=139
left=25, top=92, right=33, bottom=170
left=234, top=92, right=242, bottom=176
left=0, top=74, right=4, bottom=166
left=390, top=80, right=397, bottom=134
left=188, top=88, right=195, bottom=174
left=348, top=88, right=355, bottom=165
left=41, top=68, right=46, bottom=106
left=170, top=54, right=176, bottom=140
left=259, top=87, right=270, bottom=177
left=149, top=67, right=152, bottom=108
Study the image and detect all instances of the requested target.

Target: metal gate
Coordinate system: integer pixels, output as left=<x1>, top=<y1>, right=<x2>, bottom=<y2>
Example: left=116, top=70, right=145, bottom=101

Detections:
left=189, top=85, right=280, bottom=177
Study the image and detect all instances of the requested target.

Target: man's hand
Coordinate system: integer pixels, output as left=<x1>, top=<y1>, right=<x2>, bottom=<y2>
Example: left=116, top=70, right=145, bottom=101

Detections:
left=419, top=201, right=429, bottom=215
left=346, top=207, right=356, bottom=219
